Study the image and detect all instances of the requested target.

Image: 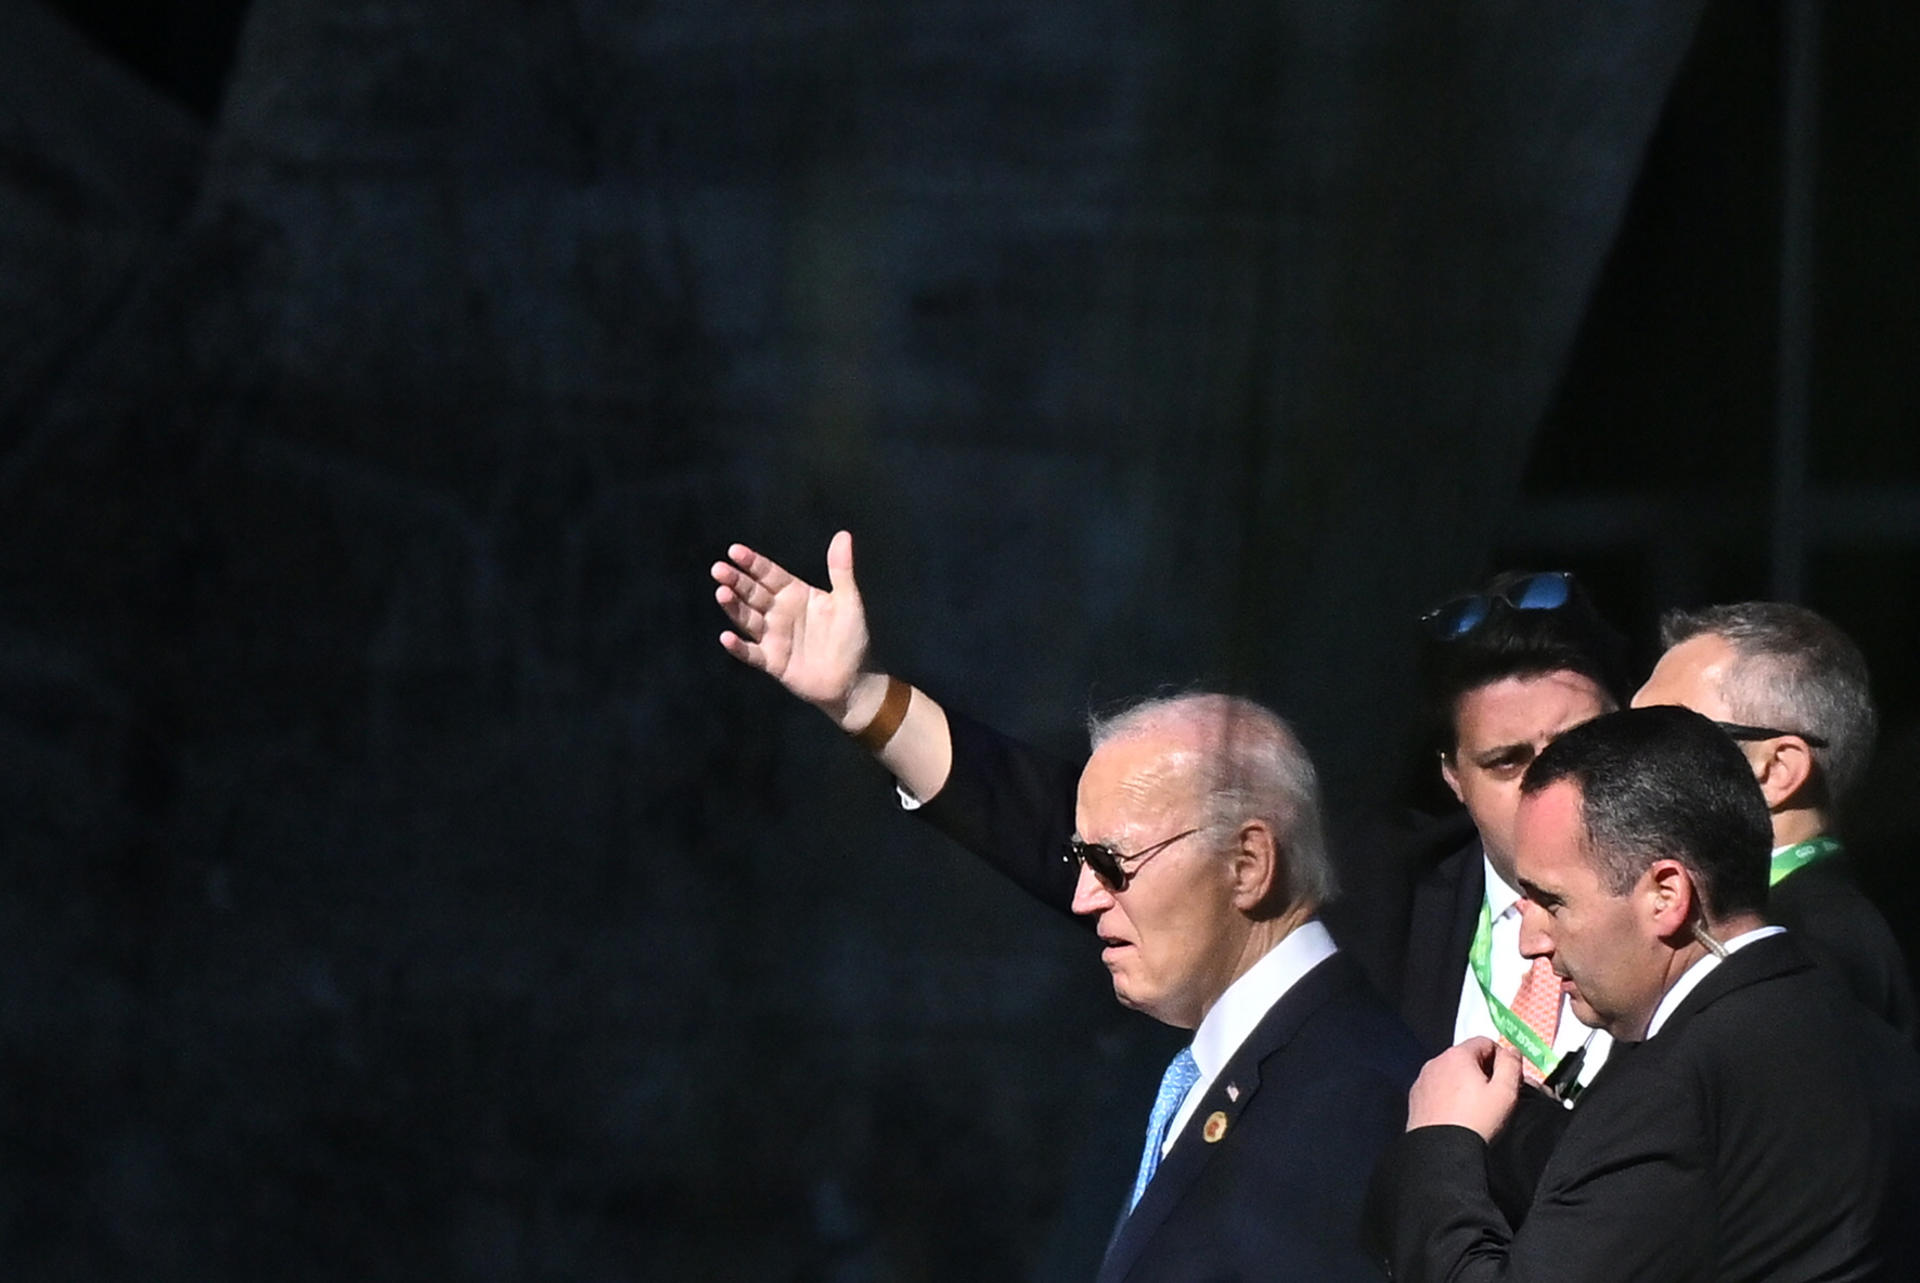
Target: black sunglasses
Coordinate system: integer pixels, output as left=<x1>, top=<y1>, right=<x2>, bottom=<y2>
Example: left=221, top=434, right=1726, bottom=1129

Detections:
left=1065, top=827, right=1200, bottom=893
left=1714, top=720, right=1829, bottom=749
left=1421, top=571, right=1576, bottom=639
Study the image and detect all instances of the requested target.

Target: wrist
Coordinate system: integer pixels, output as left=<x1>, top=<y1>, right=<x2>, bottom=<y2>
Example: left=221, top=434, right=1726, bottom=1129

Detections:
left=831, top=671, right=895, bottom=734
left=851, top=676, right=913, bottom=753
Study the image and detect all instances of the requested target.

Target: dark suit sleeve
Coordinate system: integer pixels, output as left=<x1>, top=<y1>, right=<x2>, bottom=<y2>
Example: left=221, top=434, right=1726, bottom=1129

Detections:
left=910, top=707, right=1087, bottom=917
left=1364, top=1126, right=1510, bottom=1282
left=1365, top=1069, right=1713, bottom=1283
left=1484, top=1087, right=1572, bottom=1228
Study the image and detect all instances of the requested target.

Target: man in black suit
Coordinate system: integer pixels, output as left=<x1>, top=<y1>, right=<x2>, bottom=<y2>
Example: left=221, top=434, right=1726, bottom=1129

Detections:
left=1338, top=571, right=1631, bottom=1089
left=1334, top=574, right=1633, bottom=1222
left=713, top=533, right=1421, bottom=1281
left=1366, top=705, right=1920, bottom=1282
left=1633, top=601, right=1916, bottom=1037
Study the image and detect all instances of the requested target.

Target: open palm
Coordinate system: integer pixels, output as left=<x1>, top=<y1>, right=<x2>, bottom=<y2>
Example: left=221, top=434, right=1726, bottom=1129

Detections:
left=712, top=530, right=869, bottom=710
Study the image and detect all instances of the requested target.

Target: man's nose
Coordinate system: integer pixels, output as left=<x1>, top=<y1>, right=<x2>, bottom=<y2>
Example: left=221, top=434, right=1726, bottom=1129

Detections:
left=1070, top=860, right=1116, bottom=916
left=1516, top=898, right=1552, bottom=960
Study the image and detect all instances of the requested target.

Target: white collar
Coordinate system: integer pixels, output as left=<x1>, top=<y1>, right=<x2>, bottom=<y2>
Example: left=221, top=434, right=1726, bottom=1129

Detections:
left=1190, top=920, right=1339, bottom=1079
left=1645, top=925, right=1786, bottom=1038
left=1483, top=853, right=1522, bottom=920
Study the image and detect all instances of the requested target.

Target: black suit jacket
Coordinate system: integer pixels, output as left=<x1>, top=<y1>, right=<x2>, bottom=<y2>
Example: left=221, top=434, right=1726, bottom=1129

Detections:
left=1379, top=823, right=1486, bottom=1055
left=1364, top=934, right=1920, bottom=1283
left=1770, top=852, right=1917, bottom=1040
left=1328, top=818, right=1576, bottom=1225
left=916, top=711, right=1422, bottom=1281
left=1103, top=951, right=1422, bottom=1283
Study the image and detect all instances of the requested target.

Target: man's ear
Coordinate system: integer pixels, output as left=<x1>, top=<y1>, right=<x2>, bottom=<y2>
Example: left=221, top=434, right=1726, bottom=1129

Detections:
left=1440, top=752, right=1465, bottom=804
left=1751, top=737, right=1816, bottom=811
left=1646, top=858, right=1698, bottom=939
left=1231, top=820, right=1283, bottom=912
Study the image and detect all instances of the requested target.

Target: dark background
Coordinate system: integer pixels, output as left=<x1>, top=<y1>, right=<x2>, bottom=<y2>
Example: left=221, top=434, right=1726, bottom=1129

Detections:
left=3, top=0, right=1915, bottom=1278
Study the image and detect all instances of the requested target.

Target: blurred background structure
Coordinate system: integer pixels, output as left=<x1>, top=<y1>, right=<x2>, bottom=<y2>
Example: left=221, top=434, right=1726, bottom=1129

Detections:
left=2, top=0, right=1915, bottom=1277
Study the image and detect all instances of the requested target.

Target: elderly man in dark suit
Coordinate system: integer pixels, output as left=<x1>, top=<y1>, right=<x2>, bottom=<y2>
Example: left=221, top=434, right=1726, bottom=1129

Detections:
left=713, top=533, right=1420, bottom=1281
left=1365, top=706, right=1920, bottom=1282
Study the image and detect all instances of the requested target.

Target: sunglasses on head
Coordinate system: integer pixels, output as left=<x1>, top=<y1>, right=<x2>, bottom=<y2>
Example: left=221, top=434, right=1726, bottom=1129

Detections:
left=1421, top=571, right=1576, bottom=639
left=1064, top=827, right=1200, bottom=893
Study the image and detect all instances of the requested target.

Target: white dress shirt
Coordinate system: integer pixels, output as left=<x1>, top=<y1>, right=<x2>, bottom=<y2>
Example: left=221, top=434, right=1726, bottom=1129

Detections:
left=1645, top=924, right=1786, bottom=1038
left=1453, top=856, right=1612, bottom=1086
left=1160, top=920, right=1341, bottom=1155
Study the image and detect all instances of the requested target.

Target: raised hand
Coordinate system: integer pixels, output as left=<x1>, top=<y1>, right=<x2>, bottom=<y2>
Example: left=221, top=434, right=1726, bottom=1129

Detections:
left=712, top=530, right=874, bottom=720
left=713, top=530, right=953, bottom=797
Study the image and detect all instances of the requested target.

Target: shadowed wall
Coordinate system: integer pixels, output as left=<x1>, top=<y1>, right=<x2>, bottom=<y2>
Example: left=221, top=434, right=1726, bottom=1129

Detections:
left=8, top=1, right=1914, bottom=1279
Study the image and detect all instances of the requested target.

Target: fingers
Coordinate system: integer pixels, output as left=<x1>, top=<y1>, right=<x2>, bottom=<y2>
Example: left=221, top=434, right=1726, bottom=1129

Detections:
left=1489, top=1044, right=1524, bottom=1095
left=711, top=557, right=782, bottom=615
left=1426, top=1037, right=1491, bottom=1078
left=712, top=566, right=778, bottom=622
left=1457, top=1036, right=1498, bottom=1072
left=1456, top=1037, right=1521, bottom=1091
left=717, top=630, right=768, bottom=671
left=722, top=542, right=796, bottom=595
left=713, top=582, right=768, bottom=638
left=825, top=529, right=858, bottom=596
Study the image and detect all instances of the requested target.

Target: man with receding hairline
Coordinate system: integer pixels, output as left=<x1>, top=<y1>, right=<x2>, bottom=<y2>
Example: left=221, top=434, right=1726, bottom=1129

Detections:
left=713, top=534, right=1421, bottom=1280
left=1057, top=693, right=1418, bottom=1281
left=1365, top=706, right=1920, bottom=1282
left=1634, top=601, right=1915, bottom=1036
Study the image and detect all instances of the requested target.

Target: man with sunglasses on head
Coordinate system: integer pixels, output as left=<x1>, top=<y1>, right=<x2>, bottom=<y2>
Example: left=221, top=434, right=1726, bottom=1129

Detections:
left=713, top=533, right=1421, bottom=1281
left=1364, top=705, right=1920, bottom=1283
left=1344, top=569, right=1632, bottom=1102
left=1305, top=570, right=1638, bottom=1224
left=1632, top=602, right=1916, bottom=1038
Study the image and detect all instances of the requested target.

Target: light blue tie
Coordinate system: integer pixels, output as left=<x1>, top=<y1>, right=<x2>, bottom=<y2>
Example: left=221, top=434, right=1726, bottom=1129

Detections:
left=1128, top=1046, right=1201, bottom=1212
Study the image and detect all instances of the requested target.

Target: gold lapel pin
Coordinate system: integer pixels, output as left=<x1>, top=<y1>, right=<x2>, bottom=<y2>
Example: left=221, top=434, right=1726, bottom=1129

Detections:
left=1203, top=1111, right=1230, bottom=1143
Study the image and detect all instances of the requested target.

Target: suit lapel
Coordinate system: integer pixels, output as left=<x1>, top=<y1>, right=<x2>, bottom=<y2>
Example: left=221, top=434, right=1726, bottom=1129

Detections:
left=1559, top=937, right=1810, bottom=1126
left=1401, top=841, right=1484, bottom=1053
left=1651, top=933, right=1810, bottom=1042
left=1098, top=953, right=1354, bottom=1283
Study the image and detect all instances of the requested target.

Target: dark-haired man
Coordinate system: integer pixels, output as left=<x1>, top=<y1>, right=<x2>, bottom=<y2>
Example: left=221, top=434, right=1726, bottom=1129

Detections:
left=1324, top=571, right=1635, bottom=1224
left=1633, top=602, right=1915, bottom=1036
left=1366, top=706, right=1920, bottom=1282
left=1345, top=571, right=1630, bottom=1094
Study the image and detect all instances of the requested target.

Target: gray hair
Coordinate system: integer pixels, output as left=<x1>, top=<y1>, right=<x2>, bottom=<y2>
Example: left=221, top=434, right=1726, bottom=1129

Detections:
left=1660, top=602, right=1879, bottom=805
left=1088, top=692, right=1336, bottom=907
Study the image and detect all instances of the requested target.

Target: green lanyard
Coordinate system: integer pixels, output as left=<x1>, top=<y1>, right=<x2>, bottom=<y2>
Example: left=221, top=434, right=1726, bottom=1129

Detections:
left=1770, top=835, right=1842, bottom=887
left=1469, top=899, right=1558, bottom=1077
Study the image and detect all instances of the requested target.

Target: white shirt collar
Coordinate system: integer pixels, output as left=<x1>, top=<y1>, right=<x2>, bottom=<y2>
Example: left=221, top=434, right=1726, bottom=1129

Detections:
left=1645, top=924, right=1786, bottom=1038
left=1484, top=854, right=1522, bottom=920
left=1189, top=920, right=1339, bottom=1079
